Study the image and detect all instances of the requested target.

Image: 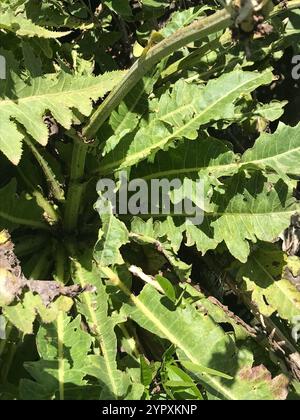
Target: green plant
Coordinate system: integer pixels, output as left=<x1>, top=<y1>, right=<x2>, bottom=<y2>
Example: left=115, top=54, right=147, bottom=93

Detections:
left=0, top=0, right=300, bottom=400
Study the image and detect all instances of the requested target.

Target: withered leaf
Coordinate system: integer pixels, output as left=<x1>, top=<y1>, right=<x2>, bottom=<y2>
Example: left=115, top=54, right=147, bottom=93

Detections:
left=279, top=214, right=300, bottom=257
left=27, top=281, right=95, bottom=306
left=0, top=230, right=95, bottom=307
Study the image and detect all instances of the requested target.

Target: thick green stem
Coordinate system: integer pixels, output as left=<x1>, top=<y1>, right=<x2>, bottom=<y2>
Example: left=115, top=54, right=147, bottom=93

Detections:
left=0, top=321, right=13, bottom=359
left=64, top=141, right=88, bottom=232
left=55, top=243, right=68, bottom=284
left=0, top=338, right=19, bottom=384
left=14, top=234, right=47, bottom=257
left=0, top=322, right=21, bottom=385
left=82, top=9, right=232, bottom=140
left=28, top=245, right=52, bottom=279
left=54, top=250, right=68, bottom=401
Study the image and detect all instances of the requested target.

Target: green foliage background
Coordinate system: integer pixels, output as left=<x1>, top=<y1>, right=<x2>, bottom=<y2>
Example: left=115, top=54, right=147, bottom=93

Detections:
left=0, top=0, right=300, bottom=400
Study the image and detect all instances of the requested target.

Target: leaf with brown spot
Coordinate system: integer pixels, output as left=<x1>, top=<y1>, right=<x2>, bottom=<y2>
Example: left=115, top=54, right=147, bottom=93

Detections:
left=238, top=365, right=289, bottom=400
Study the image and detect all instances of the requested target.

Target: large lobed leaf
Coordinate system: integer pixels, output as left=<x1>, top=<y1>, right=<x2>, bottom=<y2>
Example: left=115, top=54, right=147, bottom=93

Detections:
left=104, top=268, right=289, bottom=400
left=0, top=69, right=126, bottom=164
left=20, top=314, right=97, bottom=400
left=74, top=261, right=130, bottom=399
left=99, top=69, right=273, bottom=174
left=133, top=121, right=300, bottom=182
left=127, top=172, right=300, bottom=262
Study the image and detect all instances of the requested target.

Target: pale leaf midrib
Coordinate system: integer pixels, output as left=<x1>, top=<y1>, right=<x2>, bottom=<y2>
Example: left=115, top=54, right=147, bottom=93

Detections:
left=131, top=293, right=236, bottom=400
left=244, top=144, right=300, bottom=168
left=100, top=73, right=270, bottom=174
left=137, top=139, right=300, bottom=181
left=57, top=312, right=65, bottom=401
left=140, top=161, right=239, bottom=180
left=77, top=269, right=119, bottom=398
left=0, top=73, right=125, bottom=107
left=103, top=268, right=237, bottom=400
left=120, top=209, right=297, bottom=220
